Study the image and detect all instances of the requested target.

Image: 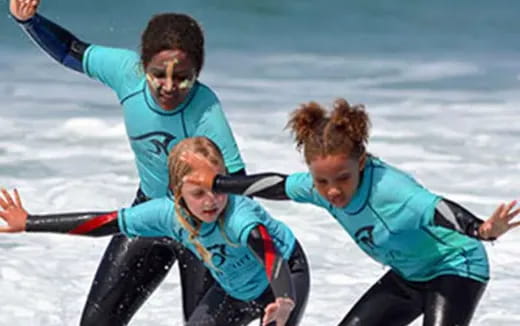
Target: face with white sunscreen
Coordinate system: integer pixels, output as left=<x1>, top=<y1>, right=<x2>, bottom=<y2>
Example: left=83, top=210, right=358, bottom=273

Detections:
left=145, top=49, right=197, bottom=110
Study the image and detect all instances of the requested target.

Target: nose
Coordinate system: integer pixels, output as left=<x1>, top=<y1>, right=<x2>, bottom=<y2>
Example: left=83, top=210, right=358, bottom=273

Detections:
left=205, top=191, right=220, bottom=203
left=327, top=186, right=341, bottom=198
left=163, top=60, right=176, bottom=92
left=162, top=78, right=177, bottom=93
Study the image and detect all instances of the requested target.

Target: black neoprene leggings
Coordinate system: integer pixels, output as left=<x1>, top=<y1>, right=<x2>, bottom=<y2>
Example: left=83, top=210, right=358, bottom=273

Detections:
left=339, top=270, right=487, bottom=326
left=80, top=189, right=214, bottom=326
left=186, top=241, right=310, bottom=326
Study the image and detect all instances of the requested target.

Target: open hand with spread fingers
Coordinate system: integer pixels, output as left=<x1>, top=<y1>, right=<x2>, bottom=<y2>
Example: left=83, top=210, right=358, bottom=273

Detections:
left=0, top=188, right=28, bottom=232
left=478, top=200, right=520, bottom=240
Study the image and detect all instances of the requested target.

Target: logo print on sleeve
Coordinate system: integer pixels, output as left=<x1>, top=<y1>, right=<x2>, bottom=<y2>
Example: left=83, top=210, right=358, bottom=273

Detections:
left=130, top=132, right=176, bottom=156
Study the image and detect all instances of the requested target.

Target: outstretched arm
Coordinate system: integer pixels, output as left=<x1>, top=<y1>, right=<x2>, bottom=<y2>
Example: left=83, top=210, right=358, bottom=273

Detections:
left=0, top=188, right=119, bottom=236
left=27, top=211, right=119, bottom=236
left=10, top=0, right=89, bottom=73
left=247, top=225, right=295, bottom=326
left=181, top=151, right=290, bottom=200
left=214, top=173, right=289, bottom=200
left=434, top=198, right=520, bottom=240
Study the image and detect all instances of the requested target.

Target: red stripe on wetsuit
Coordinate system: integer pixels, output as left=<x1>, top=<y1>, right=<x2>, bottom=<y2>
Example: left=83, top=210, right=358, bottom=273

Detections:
left=69, top=211, right=118, bottom=235
left=258, top=224, right=276, bottom=281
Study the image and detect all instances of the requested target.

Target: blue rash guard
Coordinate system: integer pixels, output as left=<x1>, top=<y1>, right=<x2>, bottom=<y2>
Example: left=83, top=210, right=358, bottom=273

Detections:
left=15, top=14, right=244, bottom=198
left=83, top=46, right=245, bottom=198
left=118, top=195, right=296, bottom=301
left=285, top=156, right=489, bottom=283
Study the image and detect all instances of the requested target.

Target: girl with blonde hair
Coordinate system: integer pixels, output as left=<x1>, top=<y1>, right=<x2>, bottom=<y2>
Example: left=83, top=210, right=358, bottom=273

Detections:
left=0, top=137, right=309, bottom=326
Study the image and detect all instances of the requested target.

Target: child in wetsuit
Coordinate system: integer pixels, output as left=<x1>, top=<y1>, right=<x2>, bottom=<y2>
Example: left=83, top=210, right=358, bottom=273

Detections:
left=180, top=98, right=520, bottom=326
left=0, top=137, right=310, bottom=326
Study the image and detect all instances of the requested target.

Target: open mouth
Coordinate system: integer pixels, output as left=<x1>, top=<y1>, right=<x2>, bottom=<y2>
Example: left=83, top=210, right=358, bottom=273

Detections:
left=202, top=208, right=218, bottom=215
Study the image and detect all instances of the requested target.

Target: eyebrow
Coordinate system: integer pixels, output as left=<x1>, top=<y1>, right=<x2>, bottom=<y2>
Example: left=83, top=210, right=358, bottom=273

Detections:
left=148, top=67, right=192, bottom=75
left=314, top=171, right=351, bottom=180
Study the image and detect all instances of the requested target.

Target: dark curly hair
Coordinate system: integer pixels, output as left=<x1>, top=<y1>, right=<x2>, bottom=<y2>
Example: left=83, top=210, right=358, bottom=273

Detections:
left=287, top=98, right=371, bottom=164
left=140, top=13, right=204, bottom=75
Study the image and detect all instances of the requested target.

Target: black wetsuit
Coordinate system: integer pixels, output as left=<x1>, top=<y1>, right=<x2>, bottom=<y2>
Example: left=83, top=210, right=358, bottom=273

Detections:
left=338, top=270, right=485, bottom=326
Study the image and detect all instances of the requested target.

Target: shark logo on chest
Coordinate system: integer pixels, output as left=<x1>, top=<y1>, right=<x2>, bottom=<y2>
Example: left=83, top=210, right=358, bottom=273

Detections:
left=130, top=131, right=176, bottom=156
left=354, top=225, right=376, bottom=250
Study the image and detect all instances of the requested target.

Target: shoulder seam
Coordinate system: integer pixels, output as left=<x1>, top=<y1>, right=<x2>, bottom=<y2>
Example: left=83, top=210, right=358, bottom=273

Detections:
left=120, top=89, right=144, bottom=105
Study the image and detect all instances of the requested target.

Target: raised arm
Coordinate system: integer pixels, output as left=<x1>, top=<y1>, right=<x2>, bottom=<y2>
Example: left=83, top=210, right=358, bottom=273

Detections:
left=0, top=188, right=118, bottom=236
left=10, top=0, right=89, bottom=73
left=247, top=224, right=295, bottom=326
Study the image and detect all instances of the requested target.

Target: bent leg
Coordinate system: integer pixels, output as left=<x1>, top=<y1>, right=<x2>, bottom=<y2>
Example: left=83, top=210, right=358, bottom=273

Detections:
left=80, top=234, right=177, bottom=326
left=176, top=242, right=216, bottom=320
left=423, top=275, right=486, bottom=326
left=187, top=284, right=258, bottom=326
left=338, top=270, right=423, bottom=326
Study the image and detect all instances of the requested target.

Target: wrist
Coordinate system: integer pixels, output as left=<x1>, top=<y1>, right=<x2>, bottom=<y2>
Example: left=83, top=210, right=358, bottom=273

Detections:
left=277, top=296, right=295, bottom=306
left=12, top=15, right=33, bottom=24
left=477, top=224, right=496, bottom=241
left=477, top=225, right=485, bottom=239
left=12, top=12, right=39, bottom=25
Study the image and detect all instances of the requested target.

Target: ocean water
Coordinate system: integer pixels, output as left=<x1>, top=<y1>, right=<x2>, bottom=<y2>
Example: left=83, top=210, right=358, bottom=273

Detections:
left=1, top=0, right=520, bottom=325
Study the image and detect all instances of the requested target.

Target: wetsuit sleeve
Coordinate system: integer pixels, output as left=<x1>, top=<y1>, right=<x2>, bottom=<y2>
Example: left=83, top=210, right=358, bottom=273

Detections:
left=247, top=225, right=295, bottom=301
left=213, top=173, right=290, bottom=200
left=26, top=211, right=119, bottom=236
left=433, top=198, right=494, bottom=240
left=194, top=101, right=245, bottom=174
left=25, top=198, right=178, bottom=238
left=283, top=172, right=316, bottom=203
left=14, top=13, right=89, bottom=73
